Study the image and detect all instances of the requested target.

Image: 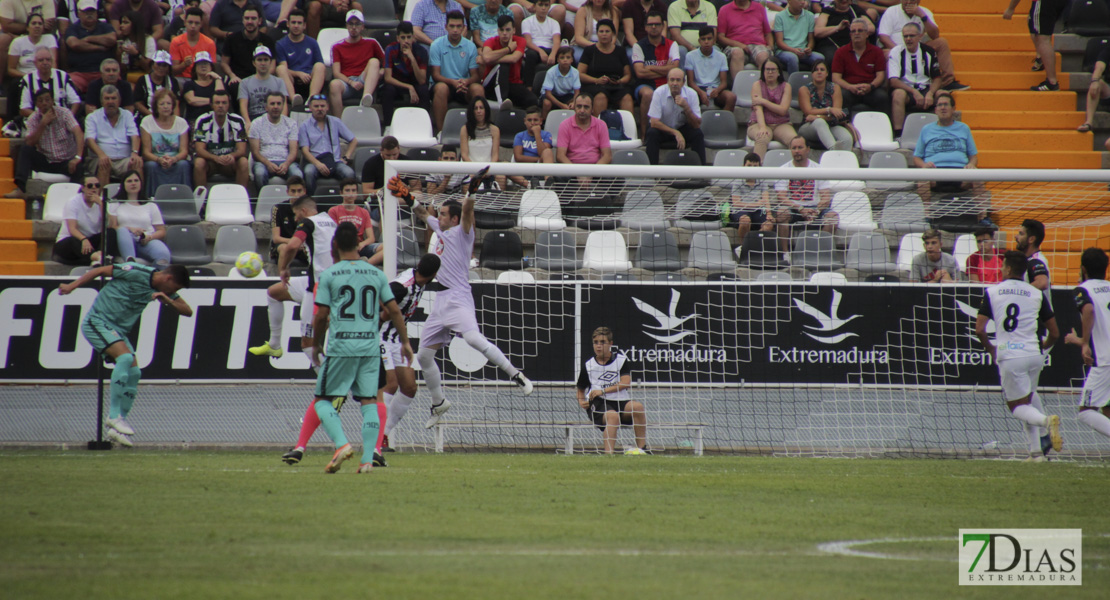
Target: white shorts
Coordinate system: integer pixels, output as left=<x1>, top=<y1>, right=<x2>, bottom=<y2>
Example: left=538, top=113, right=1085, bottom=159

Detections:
left=286, top=275, right=315, bottom=338
left=381, top=338, right=412, bottom=371
left=419, top=291, right=479, bottom=348
left=998, top=354, right=1045, bottom=402
left=1080, top=366, right=1110, bottom=409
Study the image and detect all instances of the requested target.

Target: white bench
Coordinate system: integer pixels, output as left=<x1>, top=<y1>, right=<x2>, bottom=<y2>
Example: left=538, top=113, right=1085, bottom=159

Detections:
left=432, top=421, right=706, bottom=455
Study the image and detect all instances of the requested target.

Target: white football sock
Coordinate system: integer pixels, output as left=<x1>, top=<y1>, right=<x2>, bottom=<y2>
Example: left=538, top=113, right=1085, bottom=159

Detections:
left=1029, top=392, right=1046, bottom=437
left=303, top=345, right=319, bottom=373
left=267, top=295, right=284, bottom=348
left=416, top=347, right=445, bottom=404
left=1012, top=403, right=1048, bottom=427
left=1022, top=422, right=1041, bottom=454
left=385, top=391, right=416, bottom=435
left=1079, top=410, right=1110, bottom=438
left=462, top=330, right=519, bottom=377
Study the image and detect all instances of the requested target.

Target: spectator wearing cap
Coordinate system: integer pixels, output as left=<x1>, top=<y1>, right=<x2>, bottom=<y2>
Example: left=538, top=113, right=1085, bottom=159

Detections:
left=430, top=10, right=483, bottom=132
left=85, top=58, right=135, bottom=114
left=17, top=47, right=82, bottom=119
left=238, top=45, right=287, bottom=125
left=219, top=4, right=276, bottom=87
left=171, top=7, right=217, bottom=79
left=328, top=10, right=384, bottom=117
left=0, top=0, right=58, bottom=89
left=381, top=21, right=430, bottom=126
left=182, top=51, right=227, bottom=126
left=193, top=89, right=250, bottom=187
left=411, top=0, right=465, bottom=48
left=249, top=91, right=302, bottom=188
left=85, top=84, right=143, bottom=186
left=134, top=50, right=183, bottom=122
left=9, top=89, right=84, bottom=199
left=64, top=0, right=118, bottom=93
left=108, top=0, right=165, bottom=49
left=275, top=8, right=325, bottom=106
left=298, top=93, right=358, bottom=194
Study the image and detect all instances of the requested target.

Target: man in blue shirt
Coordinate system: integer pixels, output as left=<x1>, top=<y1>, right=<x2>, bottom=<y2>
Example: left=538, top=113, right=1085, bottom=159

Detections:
left=59, top=262, right=193, bottom=447
left=64, top=0, right=118, bottom=93
left=298, top=94, right=358, bottom=194
left=84, top=85, right=142, bottom=186
left=429, top=10, right=483, bottom=133
left=275, top=8, right=326, bottom=104
left=411, top=0, right=465, bottom=47
left=913, top=91, right=990, bottom=223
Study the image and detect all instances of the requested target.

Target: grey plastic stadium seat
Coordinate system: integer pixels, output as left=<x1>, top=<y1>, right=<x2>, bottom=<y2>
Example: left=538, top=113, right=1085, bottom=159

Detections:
left=154, top=184, right=200, bottom=225
left=711, top=149, right=747, bottom=187
left=362, top=0, right=399, bottom=28
left=611, top=149, right=653, bottom=187
left=845, top=231, right=896, bottom=274
left=791, top=230, right=844, bottom=270
left=756, top=271, right=793, bottom=281
left=737, top=230, right=787, bottom=270
left=866, top=151, right=912, bottom=191
left=544, top=109, right=574, bottom=144
left=497, top=108, right=527, bottom=148
left=342, top=106, right=383, bottom=147
left=165, top=225, right=212, bottom=265
left=899, top=113, right=937, bottom=150
left=620, top=190, right=667, bottom=231
left=787, top=71, right=811, bottom=109
left=602, top=272, right=636, bottom=281
left=662, top=150, right=707, bottom=189
left=255, top=184, right=287, bottom=222
left=535, top=231, right=581, bottom=270
left=407, top=147, right=441, bottom=161
left=188, top=266, right=217, bottom=276
left=672, top=189, right=720, bottom=231
left=700, top=109, right=743, bottom=149
left=654, top=271, right=689, bottom=282
left=212, top=225, right=258, bottom=263
left=733, top=71, right=761, bottom=108
left=880, top=192, right=929, bottom=234
left=439, top=108, right=467, bottom=146
left=634, top=230, right=682, bottom=272
left=763, top=149, right=791, bottom=168
left=353, top=146, right=379, bottom=178
left=688, top=230, right=735, bottom=271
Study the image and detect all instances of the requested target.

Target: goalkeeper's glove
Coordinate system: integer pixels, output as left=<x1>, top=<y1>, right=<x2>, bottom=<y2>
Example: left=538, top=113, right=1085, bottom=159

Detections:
left=467, top=165, right=491, bottom=196
left=387, top=176, right=413, bottom=204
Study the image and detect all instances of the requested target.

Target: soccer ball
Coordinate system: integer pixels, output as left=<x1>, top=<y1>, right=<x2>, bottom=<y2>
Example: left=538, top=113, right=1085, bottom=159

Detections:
left=235, top=251, right=264, bottom=278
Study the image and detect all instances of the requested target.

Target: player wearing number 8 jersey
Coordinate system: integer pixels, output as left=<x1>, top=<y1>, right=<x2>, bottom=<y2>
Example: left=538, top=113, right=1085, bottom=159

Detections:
left=976, top=250, right=1061, bottom=461
left=311, top=222, right=412, bottom=474
left=1064, top=248, right=1110, bottom=440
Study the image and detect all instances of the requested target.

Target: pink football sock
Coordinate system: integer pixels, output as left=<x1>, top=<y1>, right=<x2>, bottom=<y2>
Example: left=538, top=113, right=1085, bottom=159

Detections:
left=295, top=400, right=322, bottom=449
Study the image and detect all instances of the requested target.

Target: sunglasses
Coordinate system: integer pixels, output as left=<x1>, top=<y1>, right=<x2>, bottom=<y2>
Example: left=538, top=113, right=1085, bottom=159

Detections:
left=85, top=183, right=101, bottom=189
left=309, top=94, right=328, bottom=101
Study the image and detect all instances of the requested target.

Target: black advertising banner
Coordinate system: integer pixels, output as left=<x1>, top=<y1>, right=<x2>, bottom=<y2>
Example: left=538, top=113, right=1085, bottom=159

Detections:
left=0, top=278, right=1087, bottom=388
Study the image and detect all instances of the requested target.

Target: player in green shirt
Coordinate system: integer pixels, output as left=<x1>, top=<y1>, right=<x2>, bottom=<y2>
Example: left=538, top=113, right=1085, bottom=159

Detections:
left=59, top=263, right=193, bottom=447
left=312, top=222, right=413, bottom=474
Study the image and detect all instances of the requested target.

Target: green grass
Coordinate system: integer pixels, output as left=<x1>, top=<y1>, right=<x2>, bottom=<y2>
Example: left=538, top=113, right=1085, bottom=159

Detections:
left=2, top=450, right=1108, bottom=599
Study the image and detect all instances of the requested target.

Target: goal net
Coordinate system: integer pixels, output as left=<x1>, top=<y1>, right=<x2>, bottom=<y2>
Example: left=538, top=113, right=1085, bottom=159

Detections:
left=377, top=159, right=1110, bottom=459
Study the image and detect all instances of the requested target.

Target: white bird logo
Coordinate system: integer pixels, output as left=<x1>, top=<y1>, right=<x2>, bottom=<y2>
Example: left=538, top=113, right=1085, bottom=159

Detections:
left=794, top=290, right=862, bottom=344
left=632, top=289, right=696, bottom=343
left=956, top=298, right=994, bottom=340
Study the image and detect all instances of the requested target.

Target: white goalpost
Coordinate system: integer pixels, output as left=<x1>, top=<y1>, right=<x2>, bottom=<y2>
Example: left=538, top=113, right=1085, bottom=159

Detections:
left=376, top=160, right=1110, bottom=458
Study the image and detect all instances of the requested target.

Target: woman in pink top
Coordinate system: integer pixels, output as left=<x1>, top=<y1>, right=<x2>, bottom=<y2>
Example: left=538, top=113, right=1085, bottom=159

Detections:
left=748, top=57, right=796, bottom=159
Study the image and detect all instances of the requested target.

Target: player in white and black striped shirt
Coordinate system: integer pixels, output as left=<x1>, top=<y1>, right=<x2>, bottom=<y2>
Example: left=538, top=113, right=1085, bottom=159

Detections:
left=1064, top=247, right=1110, bottom=440
left=380, top=254, right=441, bottom=450
left=575, top=327, right=647, bottom=455
left=976, top=250, right=1061, bottom=461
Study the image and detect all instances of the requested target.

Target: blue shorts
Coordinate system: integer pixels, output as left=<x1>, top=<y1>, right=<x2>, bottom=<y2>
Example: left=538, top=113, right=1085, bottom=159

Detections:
left=81, top=315, right=134, bottom=355
left=341, top=76, right=367, bottom=101
left=314, top=354, right=386, bottom=400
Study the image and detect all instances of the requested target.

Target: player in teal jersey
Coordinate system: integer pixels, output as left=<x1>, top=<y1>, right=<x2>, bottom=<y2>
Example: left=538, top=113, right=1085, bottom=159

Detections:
left=311, top=222, right=414, bottom=474
left=59, top=263, right=193, bottom=447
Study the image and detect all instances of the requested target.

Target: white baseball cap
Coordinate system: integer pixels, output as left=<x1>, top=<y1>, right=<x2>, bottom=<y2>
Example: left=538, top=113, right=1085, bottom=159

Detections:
left=77, top=0, right=98, bottom=11
left=153, top=50, right=172, bottom=65
left=253, top=46, right=272, bottom=58
left=346, top=10, right=363, bottom=23
left=194, top=51, right=213, bottom=64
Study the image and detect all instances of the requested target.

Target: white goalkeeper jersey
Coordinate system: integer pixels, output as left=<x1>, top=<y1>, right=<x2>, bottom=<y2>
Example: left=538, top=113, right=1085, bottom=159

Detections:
left=979, top=277, right=1054, bottom=361
left=1074, top=279, right=1110, bottom=368
left=427, top=217, right=474, bottom=296
left=576, top=351, right=633, bottom=401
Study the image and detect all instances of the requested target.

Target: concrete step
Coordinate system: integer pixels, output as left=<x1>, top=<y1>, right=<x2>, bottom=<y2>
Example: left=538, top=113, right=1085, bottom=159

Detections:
left=959, top=110, right=1086, bottom=130
left=951, top=90, right=1076, bottom=112
left=976, top=149, right=1103, bottom=169
left=959, top=71, right=1071, bottom=91
left=953, top=51, right=1059, bottom=72
left=0, top=240, right=38, bottom=262
left=0, top=261, right=44, bottom=276
left=942, top=14, right=1033, bottom=34
left=973, top=129, right=1093, bottom=152
left=945, top=33, right=1035, bottom=52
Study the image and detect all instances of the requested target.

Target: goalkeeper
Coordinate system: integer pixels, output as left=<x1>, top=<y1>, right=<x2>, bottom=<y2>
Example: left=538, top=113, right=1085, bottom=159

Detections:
left=575, top=327, right=647, bottom=455
left=388, top=170, right=535, bottom=431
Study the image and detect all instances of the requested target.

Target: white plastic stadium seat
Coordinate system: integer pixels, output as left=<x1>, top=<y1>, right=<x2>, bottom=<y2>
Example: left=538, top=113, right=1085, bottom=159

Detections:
left=43, top=183, right=81, bottom=222
left=817, top=150, right=865, bottom=191
left=204, top=184, right=253, bottom=225
left=896, top=233, right=926, bottom=273
left=518, top=189, right=564, bottom=231
left=899, top=113, right=938, bottom=150
left=390, top=107, right=438, bottom=148
left=952, top=234, right=976, bottom=269
left=582, top=231, right=632, bottom=271
left=831, top=191, right=875, bottom=234
left=317, top=28, right=347, bottom=67
left=810, top=272, right=847, bottom=285
left=609, top=110, right=642, bottom=151
left=496, top=270, right=536, bottom=284
left=852, top=112, right=900, bottom=152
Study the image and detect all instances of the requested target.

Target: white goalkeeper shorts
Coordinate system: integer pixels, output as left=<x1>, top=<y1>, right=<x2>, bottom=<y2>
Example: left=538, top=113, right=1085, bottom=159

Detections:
left=286, top=276, right=315, bottom=338
left=998, top=354, right=1045, bottom=402
left=420, top=290, right=479, bottom=348
left=1080, top=366, right=1110, bottom=409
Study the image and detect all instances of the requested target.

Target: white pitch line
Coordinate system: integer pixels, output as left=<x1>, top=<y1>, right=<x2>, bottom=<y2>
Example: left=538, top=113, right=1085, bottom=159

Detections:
left=816, top=537, right=955, bottom=562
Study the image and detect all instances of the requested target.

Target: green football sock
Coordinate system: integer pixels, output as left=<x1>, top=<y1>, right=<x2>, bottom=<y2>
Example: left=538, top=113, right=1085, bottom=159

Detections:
left=314, top=400, right=348, bottom=449
left=108, top=354, right=135, bottom=420
left=361, top=403, right=380, bottom=465
left=121, top=364, right=141, bottom=418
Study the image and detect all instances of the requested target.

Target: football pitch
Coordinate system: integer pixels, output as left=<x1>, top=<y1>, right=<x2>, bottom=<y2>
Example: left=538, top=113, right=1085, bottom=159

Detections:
left=2, top=450, right=1107, bottom=599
